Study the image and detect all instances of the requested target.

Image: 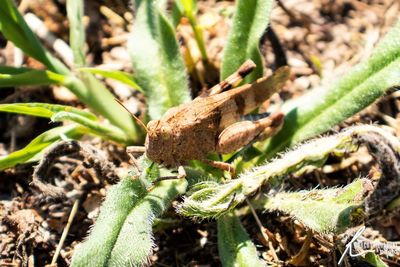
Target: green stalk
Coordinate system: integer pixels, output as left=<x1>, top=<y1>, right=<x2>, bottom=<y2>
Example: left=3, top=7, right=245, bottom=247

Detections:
left=181, top=0, right=208, bottom=62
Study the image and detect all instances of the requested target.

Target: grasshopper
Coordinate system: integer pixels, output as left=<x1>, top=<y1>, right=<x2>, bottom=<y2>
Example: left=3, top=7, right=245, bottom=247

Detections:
left=126, top=60, right=290, bottom=179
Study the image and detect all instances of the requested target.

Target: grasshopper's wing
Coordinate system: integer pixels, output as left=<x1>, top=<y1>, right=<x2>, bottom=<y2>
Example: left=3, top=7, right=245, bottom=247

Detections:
left=163, top=66, right=290, bottom=133
left=197, top=59, right=256, bottom=98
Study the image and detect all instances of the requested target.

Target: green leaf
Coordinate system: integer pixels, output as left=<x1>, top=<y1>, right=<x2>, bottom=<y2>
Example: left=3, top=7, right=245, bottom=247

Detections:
left=221, top=0, right=274, bottom=83
left=51, top=111, right=130, bottom=144
left=0, top=124, right=82, bottom=170
left=67, top=0, right=86, bottom=67
left=218, top=213, right=266, bottom=267
left=128, top=0, right=191, bottom=120
left=0, top=102, right=132, bottom=144
left=257, top=179, right=365, bottom=233
left=0, top=0, right=69, bottom=74
left=79, top=68, right=143, bottom=92
left=363, top=252, right=389, bottom=267
left=67, top=72, right=143, bottom=142
left=71, top=164, right=188, bottom=266
left=70, top=177, right=147, bottom=267
left=260, top=19, right=400, bottom=160
left=0, top=68, right=66, bottom=87
left=171, top=0, right=184, bottom=27
left=0, top=0, right=142, bottom=143
left=0, top=66, right=35, bottom=74
left=179, top=125, right=392, bottom=218
left=0, top=103, right=97, bottom=120
left=107, top=179, right=187, bottom=265
left=0, top=73, right=143, bottom=143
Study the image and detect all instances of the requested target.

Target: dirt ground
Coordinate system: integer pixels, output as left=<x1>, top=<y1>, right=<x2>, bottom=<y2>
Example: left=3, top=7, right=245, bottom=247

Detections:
left=1, top=0, right=399, bottom=266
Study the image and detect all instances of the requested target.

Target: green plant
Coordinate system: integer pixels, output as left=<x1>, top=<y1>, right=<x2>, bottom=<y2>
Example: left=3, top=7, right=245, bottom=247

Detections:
left=221, top=0, right=274, bottom=83
left=128, top=0, right=191, bottom=120
left=0, top=0, right=145, bottom=169
left=173, top=0, right=209, bottom=63
left=71, top=157, right=188, bottom=266
left=259, top=17, right=400, bottom=161
left=72, top=0, right=400, bottom=266
left=1, top=0, right=400, bottom=266
left=180, top=125, right=400, bottom=221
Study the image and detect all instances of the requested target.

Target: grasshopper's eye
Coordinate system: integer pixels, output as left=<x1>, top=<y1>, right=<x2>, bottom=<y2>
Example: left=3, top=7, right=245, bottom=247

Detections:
left=160, top=126, right=171, bottom=140
left=161, top=133, right=170, bottom=140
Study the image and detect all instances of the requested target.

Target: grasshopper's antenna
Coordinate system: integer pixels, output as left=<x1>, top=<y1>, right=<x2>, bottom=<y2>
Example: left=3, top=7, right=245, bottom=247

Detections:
left=115, top=98, right=148, bottom=133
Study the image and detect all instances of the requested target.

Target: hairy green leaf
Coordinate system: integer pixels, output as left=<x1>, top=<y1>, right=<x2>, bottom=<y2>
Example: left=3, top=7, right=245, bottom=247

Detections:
left=107, top=178, right=187, bottom=265
left=261, top=19, right=400, bottom=160
left=218, top=213, right=266, bottom=267
left=221, top=0, right=274, bottom=83
left=171, top=0, right=184, bottom=27
left=79, top=68, right=143, bottom=92
left=71, top=164, right=187, bottom=267
left=67, top=0, right=86, bottom=66
left=0, top=103, right=97, bottom=120
left=0, top=124, right=82, bottom=170
left=128, top=0, right=191, bottom=120
left=256, top=179, right=366, bottom=233
left=71, top=177, right=147, bottom=267
left=179, top=125, right=397, bottom=218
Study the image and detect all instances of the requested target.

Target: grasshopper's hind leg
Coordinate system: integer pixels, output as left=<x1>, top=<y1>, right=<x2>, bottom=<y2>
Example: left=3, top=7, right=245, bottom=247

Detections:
left=216, top=112, right=284, bottom=154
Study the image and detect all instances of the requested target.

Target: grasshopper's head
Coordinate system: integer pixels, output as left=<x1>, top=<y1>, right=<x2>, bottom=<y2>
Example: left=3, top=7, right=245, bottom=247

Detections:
left=145, top=119, right=174, bottom=166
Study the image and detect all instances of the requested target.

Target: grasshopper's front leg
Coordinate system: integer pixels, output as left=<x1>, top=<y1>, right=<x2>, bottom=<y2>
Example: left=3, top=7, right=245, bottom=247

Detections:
left=150, top=165, right=186, bottom=186
left=126, top=146, right=146, bottom=155
left=126, top=146, right=146, bottom=171
left=216, top=112, right=284, bottom=154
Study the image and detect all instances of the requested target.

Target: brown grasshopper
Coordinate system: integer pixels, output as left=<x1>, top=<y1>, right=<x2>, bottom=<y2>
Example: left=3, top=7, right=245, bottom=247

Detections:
left=126, top=60, right=290, bottom=179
